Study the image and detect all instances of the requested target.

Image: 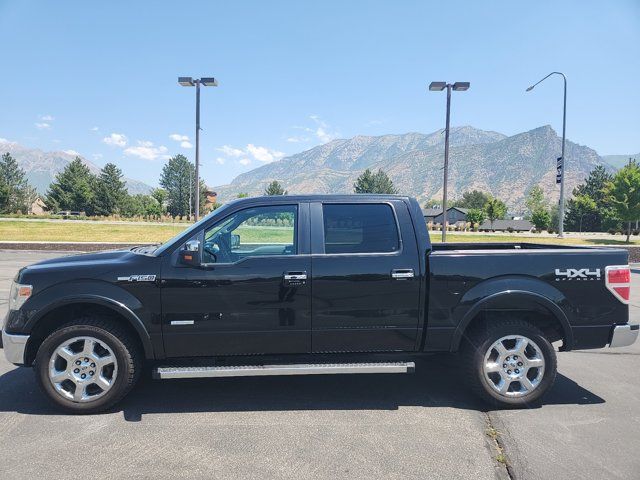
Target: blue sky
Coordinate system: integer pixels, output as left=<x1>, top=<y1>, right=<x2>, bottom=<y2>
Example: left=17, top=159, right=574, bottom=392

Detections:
left=0, top=0, right=638, bottom=188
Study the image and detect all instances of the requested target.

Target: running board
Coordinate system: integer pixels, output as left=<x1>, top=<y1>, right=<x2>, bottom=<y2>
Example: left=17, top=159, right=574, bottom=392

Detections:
left=155, top=362, right=415, bottom=379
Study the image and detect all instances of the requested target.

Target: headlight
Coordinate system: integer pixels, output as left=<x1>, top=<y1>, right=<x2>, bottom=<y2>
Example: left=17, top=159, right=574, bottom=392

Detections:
left=9, top=282, right=32, bottom=311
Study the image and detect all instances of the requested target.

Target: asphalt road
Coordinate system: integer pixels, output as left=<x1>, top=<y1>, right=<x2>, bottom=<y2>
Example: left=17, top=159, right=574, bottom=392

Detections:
left=0, top=251, right=638, bottom=480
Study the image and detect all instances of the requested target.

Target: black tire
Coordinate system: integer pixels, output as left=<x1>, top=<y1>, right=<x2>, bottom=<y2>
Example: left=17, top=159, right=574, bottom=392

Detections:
left=462, top=318, right=557, bottom=408
left=34, top=317, right=142, bottom=414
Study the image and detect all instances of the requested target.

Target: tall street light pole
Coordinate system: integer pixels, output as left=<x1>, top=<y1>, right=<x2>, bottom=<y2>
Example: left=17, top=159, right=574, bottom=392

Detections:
left=178, top=76, right=218, bottom=221
left=429, top=81, right=470, bottom=242
left=526, top=72, right=567, bottom=237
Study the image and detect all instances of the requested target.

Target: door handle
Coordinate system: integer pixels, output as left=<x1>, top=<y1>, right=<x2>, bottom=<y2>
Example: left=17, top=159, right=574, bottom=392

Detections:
left=391, top=269, right=414, bottom=279
left=283, top=271, right=307, bottom=286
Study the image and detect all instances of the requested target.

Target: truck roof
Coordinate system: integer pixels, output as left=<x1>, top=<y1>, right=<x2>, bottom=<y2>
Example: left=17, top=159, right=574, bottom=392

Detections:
left=230, top=194, right=413, bottom=203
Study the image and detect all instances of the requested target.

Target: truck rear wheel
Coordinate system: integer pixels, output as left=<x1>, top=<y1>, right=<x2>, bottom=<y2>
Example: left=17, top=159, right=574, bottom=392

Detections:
left=462, top=319, right=557, bottom=408
left=34, top=317, right=141, bottom=414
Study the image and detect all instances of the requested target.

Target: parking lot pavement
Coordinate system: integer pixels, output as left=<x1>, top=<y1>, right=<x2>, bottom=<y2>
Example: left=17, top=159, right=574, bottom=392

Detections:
left=0, top=250, right=639, bottom=479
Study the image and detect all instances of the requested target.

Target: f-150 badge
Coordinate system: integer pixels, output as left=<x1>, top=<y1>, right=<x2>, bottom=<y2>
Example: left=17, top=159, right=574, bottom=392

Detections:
left=554, top=268, right=601, bottom=281
left=117, top=275, right=157, bottom=282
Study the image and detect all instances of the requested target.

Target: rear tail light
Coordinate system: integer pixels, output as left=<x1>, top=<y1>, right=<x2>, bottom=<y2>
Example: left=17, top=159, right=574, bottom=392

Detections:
left=605, top=265, right=631, bottom=304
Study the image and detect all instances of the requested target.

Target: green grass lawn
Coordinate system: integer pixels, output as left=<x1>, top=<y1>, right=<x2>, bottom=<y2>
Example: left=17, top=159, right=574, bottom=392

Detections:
left=0, top=220, right=637, bottom=246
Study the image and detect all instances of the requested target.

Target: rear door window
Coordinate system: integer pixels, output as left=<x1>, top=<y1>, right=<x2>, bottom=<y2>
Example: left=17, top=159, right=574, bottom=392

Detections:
left=322, top=203, right=400, bottom=254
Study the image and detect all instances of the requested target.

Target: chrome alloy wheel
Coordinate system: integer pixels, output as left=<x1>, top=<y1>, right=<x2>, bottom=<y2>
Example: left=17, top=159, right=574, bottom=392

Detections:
left=48, top=336, right=118, bottom=403
left=482, top=335, right=545, bottom=398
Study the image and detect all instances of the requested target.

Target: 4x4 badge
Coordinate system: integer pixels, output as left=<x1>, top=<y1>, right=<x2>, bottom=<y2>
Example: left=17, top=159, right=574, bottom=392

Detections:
left=554, top=268, right=600, bottom=281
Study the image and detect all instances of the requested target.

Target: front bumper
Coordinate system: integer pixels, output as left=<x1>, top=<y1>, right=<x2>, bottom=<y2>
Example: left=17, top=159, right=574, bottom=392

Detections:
left=610, top=324, right=639, bottom=348
left=1, top=330, right=29, bottom=365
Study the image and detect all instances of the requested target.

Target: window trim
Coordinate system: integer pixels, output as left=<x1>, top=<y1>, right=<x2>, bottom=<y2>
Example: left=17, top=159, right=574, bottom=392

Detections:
left=318, top=201, right=403, bottom=257
left=201, top=204, right=300, bottom=266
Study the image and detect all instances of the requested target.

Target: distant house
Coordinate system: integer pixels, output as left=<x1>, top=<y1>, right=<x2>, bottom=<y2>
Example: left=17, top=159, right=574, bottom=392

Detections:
left=423, top=207, right=469, bottom=225
left=478, top=219, right=533, bottom=232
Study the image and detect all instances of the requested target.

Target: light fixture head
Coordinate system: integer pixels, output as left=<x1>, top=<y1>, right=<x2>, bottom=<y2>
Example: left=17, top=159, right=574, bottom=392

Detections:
left=526, top=85, right=534, bottom=92
left=201, top=77, right=218, bottom=87
left=452, top=82, right=470, bottom=91
left=429, top=81, right=447, bottom=91
left=178, top=76, right=194, bottom=87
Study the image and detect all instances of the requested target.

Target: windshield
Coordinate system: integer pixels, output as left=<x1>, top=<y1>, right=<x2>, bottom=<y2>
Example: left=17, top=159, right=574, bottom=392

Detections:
left=153, top=202, right=235, bottom=256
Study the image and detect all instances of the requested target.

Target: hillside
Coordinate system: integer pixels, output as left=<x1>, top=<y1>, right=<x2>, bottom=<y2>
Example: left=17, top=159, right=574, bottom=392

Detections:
left=602, top=153, right=639, bottom=169
left=214, top=125, right=610, bottom=211
left=0, top=141, right=152, bottom=195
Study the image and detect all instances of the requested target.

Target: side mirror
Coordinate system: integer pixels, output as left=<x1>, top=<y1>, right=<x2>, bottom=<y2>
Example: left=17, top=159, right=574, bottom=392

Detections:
left=231, top=234, right=240, bottom=249
left=179, top=239, right=201, bottom=266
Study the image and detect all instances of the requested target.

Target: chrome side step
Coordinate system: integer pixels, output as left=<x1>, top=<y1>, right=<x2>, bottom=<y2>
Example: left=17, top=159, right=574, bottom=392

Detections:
left=155, top=362, right=415, bottom=379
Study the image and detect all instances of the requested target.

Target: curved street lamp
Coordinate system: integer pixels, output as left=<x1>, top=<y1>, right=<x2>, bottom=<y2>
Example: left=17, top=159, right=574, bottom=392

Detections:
left=526, top=72, right=567, bottom=237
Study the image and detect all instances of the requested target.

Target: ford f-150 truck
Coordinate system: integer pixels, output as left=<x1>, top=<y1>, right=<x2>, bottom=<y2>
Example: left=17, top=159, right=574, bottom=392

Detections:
left=2, top=195, right=638, bottom=413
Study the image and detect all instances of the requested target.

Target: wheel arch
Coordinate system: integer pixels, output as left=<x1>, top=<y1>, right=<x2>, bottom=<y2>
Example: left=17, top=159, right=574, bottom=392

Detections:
left=24, top=296, right=153, bottom=365
left=450, top=289, right=573, bottom=352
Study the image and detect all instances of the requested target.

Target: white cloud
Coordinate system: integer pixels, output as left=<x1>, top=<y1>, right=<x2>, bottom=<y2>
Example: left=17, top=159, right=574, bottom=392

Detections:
left=103, top=133, right=128, bottom=147
left=35, top=122, right=51, bottom=130
left=289, top=115, right=339, bottom=144
left=169, top=133, right=189, bottom=142
left=124, top=140, right=169, bottom=161
left=180, top=140, right=193, bottom=149
left=63, top=149, right=80, bottom=156
left=0, top=138, right=15, bottom=144
left=92, top=153, right=103, bottom=160
left=239, top=158, right=251, bottom=166
left=217, top=145, right=245, bottom=157
left=91, top=126, right=99, bottom=132
left=215, top=157, right=226, bottom=165
left=247, top=144, right=284, bottom=163
left=39, top=114, right=54, bottom=121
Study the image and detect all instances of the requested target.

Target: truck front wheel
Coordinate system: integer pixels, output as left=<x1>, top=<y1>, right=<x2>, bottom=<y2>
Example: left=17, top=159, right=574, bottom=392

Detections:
left=462, top=319, right=557, bottom=407
left=34, top=317, right=142, bottom=414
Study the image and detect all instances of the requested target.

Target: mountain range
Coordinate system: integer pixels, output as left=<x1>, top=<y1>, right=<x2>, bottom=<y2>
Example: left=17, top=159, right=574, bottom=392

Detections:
left=0, top=141, right=153, bottom=195
left=214, top=125, right=620, bottom=211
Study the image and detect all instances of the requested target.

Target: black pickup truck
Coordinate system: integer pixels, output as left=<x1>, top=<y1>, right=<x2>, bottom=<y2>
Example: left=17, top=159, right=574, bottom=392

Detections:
left=2, top=195, right=638, bottom=413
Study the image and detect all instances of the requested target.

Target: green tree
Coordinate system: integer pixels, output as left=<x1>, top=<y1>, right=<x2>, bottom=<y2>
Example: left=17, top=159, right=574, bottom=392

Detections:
left=565, top=165, right=615, bottom=232
left=353, top=169, right=398, bottom=194
left=484, top=197, right=507, bottom=229
left=45, top=157, right=97, bottom=214
left=151, top=188, right=168, bottom=214
left=466, top=208, right=486, bottom=227
left=160, top=154, right=193, bottom=217
left=603, top=161, right=640, bottom=243
left=121, top=194, right=162, bottom=218
left=237, top=192, right=249, bottom=198
left=531, top=208, right=551, bottom=231
left=94, top=163, right=127, bottom=216
left=0, top=152, right=36, bottom=213
left=524, top=186, right=547, bottom=218
left=423, top=199, right=440, bottom=209
left=264, top=180, right=286, bottom=195
left=451, top=190, right=491, bottom=210
left=570, top=194, right=598, bottom=233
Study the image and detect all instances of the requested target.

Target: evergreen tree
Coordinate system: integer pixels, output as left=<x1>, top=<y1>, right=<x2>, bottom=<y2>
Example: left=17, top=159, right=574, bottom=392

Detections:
left=45, top=157, right=97, bottom=214
left=565, top=165, right=615, bottom=232
left=353, top=169, right=398, bottom=194
left=94, top=163, right=127, bottom=215
left=603, top=161, right=640, bottom=243
left=264, top=180, right=286, bottom=195
left=0, top=152, right=36, bottom=213
left=160, top=154, right=193, bottom=217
